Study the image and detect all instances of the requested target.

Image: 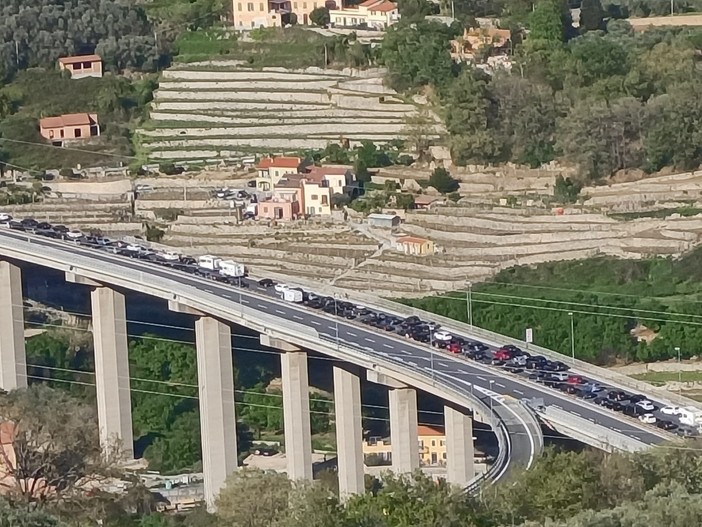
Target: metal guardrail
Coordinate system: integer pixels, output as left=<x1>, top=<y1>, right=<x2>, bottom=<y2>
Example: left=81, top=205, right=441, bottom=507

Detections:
left=536, top=406, right=650, bottom=453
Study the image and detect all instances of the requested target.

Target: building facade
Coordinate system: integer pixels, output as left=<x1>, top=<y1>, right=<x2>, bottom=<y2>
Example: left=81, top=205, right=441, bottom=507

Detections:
left=301, top=180, right=331, bottom=216
left=329, top=0, right=400, bottom=29
left=362, top=425, right=447, bottom=466
left=232, top=0, right=329, bottom=28
left=305, top=165, right=355, bottom=196
left=450, top=27, right=511, bottom=63
left=256, top=156, right=303, bottom=190
left=58, top=54, right=103, bottom=79
left=395, top=236, right=435, bottom=256
left=39, top=113, right=100, bottom=144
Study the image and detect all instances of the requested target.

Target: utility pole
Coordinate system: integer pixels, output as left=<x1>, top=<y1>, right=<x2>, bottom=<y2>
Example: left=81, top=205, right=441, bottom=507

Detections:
left=568, top=312, right=575, bottom=364
left=466, top=281, right=473, bottom=327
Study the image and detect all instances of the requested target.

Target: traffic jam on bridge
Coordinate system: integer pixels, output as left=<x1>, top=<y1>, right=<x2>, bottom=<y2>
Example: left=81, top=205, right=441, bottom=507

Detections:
left=2, top=213, right=697, bottom=440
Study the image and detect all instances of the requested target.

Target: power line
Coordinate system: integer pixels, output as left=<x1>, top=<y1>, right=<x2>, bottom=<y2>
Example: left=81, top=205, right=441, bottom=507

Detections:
left=0, top=137, right=138, bottom=160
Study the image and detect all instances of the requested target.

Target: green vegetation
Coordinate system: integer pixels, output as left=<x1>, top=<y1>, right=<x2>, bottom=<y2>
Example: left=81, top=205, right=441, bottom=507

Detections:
left=380, top=11, right=702, bottom=177
left=175, top=27, right=375, bottom=69
left=428, top=167, right=459, bottom=194
left=633, top=370, right=702, bottom=385
left=0, top=70, right=156, bottom=170
left=26, top=329, right=334, bottom=474
left=0, top=0, right=165, bottom=82
left=402, top=247, right=702, bottom=364
left=14, top=443, right=702, bottom=526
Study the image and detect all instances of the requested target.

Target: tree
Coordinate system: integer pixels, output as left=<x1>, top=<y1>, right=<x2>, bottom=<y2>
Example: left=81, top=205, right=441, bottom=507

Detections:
left=215, top=470, right=292, bottom=527
left=529, top=0, right=565, bottom=42
left=0, top=385, right=113, bottom=507
left=579, top=0, right=604, bottom=31
left=403, top=108, right=435, bottom=159
left=309, top=6, right=330, bottom=26
left=428, top=167, right=459, bottom=193
left=0, top=498, right=62, bottom=527
left=380, top=21, right=456, bottom=93
left=395, top=192, right=416, bottom=209
left=553, top=175, right=582, bottom=203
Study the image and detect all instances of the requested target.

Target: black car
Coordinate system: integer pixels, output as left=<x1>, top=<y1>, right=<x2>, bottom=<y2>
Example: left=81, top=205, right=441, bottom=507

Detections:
left=20, top=218, right=38, bottom=229
left=656, top=420, right=678, bottom=431
left=607, top=390, right=628, bottom=401
left=8, top=220, right=24, bottom=230
left=628, top=394, right=648, bottom=404
left=258, top=278, right=274, bottom=287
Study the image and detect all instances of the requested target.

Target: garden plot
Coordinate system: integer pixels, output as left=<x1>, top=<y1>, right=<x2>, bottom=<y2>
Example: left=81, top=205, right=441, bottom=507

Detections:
left=139, top=64, right=441, bottom=162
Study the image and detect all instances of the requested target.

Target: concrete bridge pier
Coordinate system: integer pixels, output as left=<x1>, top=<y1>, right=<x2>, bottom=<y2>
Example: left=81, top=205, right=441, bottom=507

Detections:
left=367, top=370, right=420, bottom=474
left=333, top=364, right=364, bottom=498
left=194, top=315, right=238, bottom=510
left=90, top=286, right=134, bottom=460
left=444, top=404, right=475, bottom=486
left=260, top=335, right=313, bottom=481
left=0, top=261, right=27, bottom=391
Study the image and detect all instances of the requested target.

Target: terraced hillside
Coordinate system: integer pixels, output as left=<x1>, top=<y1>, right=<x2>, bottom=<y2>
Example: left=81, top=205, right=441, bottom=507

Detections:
left=139, top=63, right=442, bottom=162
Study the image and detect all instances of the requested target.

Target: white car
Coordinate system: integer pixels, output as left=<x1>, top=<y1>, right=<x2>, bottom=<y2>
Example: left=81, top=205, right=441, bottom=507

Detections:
left=661, top=405, right=682, bottom=416
left=636, top=400, right=655, bottom=412
left=274, top=284, right=289, bottom=293
left=65, top=230, right=84, bottom=239
left=160, top=251, right=181, bottom=261
left=433, top=331, right=452, bottom=342
left=0, top=213, right=12, bottom=222
left=639, top=413, right=657, bottom=424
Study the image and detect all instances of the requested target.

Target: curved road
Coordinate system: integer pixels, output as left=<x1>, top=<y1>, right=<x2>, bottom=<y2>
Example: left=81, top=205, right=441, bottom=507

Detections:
left=0, top=230, right=670, bottom=480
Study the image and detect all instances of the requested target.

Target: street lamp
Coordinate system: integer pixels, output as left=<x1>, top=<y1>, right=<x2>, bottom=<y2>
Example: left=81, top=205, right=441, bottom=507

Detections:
left=333, top=293, right=340, bottom=350
left=676, top=346, right=682, bottom=396
left=568, top=312, right=575, bottom=364
left=429, top=330, right=435, bottom=381
left=466, top=281, right=473, bottom=327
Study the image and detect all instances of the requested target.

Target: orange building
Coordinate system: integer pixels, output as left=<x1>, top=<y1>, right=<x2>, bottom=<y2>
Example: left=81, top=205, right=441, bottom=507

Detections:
left=58, top=54, right=103, bottom=79
left=39, top=113, right=100, bottom=144
left=450, top=27, right=511, bottom=62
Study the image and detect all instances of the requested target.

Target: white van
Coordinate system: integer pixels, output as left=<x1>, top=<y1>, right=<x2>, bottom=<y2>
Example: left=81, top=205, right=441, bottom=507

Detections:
left=283, top=289, right=303, bottom=303
left=678, top=406, right=702, bottom=427
left=219, top=260, right=245, bottom=278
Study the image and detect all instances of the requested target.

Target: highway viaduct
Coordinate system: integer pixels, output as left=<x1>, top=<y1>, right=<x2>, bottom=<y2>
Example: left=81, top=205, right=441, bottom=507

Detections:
left=0, top=230, right=693, bottom=508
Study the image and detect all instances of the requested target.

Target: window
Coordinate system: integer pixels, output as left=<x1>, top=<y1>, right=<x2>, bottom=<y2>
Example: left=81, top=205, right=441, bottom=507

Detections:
left=303, top=2, right=307, bottom=7
left=419, top=440, right=424, bottom=448
left=247, top=2, right=254, bottom=10
left=260, top=2, right=265, bottom=9
left=82, top=61, right=91, bottom=69
left=60, top=129, right=64, bottom=138
left=431, top=440, right=436, bottom=447
left=294, top=2, right=298, bottom=8
left=440, top=440, right=445, bottom=446
left=311, top=194, right=318, bottom=200
left=321, top=195, right=328, bottom=205
left=48, top=130, right=54, bottom=139
left=442, top=452, right=447, bottom=460
left=238, top=2, right=242, bottom=9
left=74, top=128, right=82, bottom=138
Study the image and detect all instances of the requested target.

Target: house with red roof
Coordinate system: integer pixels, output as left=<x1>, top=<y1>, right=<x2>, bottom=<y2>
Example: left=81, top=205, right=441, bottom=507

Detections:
left=39, top=113, right=100, bottom=145
left=395, top=235, right=435, bottom=256
left=58, top=54, right=103, bottom=79
left=329, top=0, right=400, bottom=30
left=255, top=156, right=303, bottom=191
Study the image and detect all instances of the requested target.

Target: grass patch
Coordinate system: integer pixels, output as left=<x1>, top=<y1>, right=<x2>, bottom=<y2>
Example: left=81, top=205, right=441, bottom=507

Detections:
left=632, top=371, right=702, bottom=385
left=173, top=26, right=373, bottom=69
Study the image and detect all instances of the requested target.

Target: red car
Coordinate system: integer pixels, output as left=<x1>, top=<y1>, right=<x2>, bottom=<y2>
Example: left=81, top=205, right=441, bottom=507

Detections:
left=446, top=342, right=462, bottom=354
left=567, top=375, right=585, bottom=385
left=493, top=349, right=513, bottom=361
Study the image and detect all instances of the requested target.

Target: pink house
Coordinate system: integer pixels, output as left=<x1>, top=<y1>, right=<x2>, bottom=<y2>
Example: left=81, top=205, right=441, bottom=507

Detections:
left=58, top=54, right=103, bottom=79
left=259, top=174, right=306, bottom=220
left=39, top=113, right=100, bottom=144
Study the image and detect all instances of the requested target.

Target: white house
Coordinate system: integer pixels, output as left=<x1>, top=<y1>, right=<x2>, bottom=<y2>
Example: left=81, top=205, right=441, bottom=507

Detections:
left=329, top=0, right=400, bottom=29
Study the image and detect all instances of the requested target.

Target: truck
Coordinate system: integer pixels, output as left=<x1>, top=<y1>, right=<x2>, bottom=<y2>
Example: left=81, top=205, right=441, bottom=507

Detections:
left=219, top=259, right=245, bottom=278
left=283, top=288, right=303, bottom=303
left=198, top=255, right=222, bottom=270
left=678, top=406, right=702, bottom=427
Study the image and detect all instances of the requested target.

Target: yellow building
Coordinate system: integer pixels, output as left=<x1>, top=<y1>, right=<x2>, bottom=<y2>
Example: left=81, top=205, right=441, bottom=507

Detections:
left=395, top=236, right=435, bottom=256
left=362, top=425, right=447, bottom=466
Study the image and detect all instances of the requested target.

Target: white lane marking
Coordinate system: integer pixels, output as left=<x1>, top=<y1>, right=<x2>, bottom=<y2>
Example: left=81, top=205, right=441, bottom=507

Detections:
left=383, top=343, right=393, bottom=349
left=496, top=383, right=505, bottom=388
left=477, top=376, right=487, bottom=382
left=241, top=299, right=249, bottom=304
left=275, top=309, right=285, bottom=315
left=292, top=315, right=303, bottom=320
left=633, top=436, right=641, bottom=441
left=514, top=389, right=524, bottom=395
left=310, top=320, right=321, bottom=326
left=572, top=411, right=581, bottom=417
left=222, top=294, right=232, bottom=299
left=257, top=304, right=268, bottom=310
left=612, top=427, right=621, bottom=432
left=347, top=331, right=357, bottom=337
left=204, top=288, right=214, bottom=293
left=365, top=338, right=375, bottom=343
